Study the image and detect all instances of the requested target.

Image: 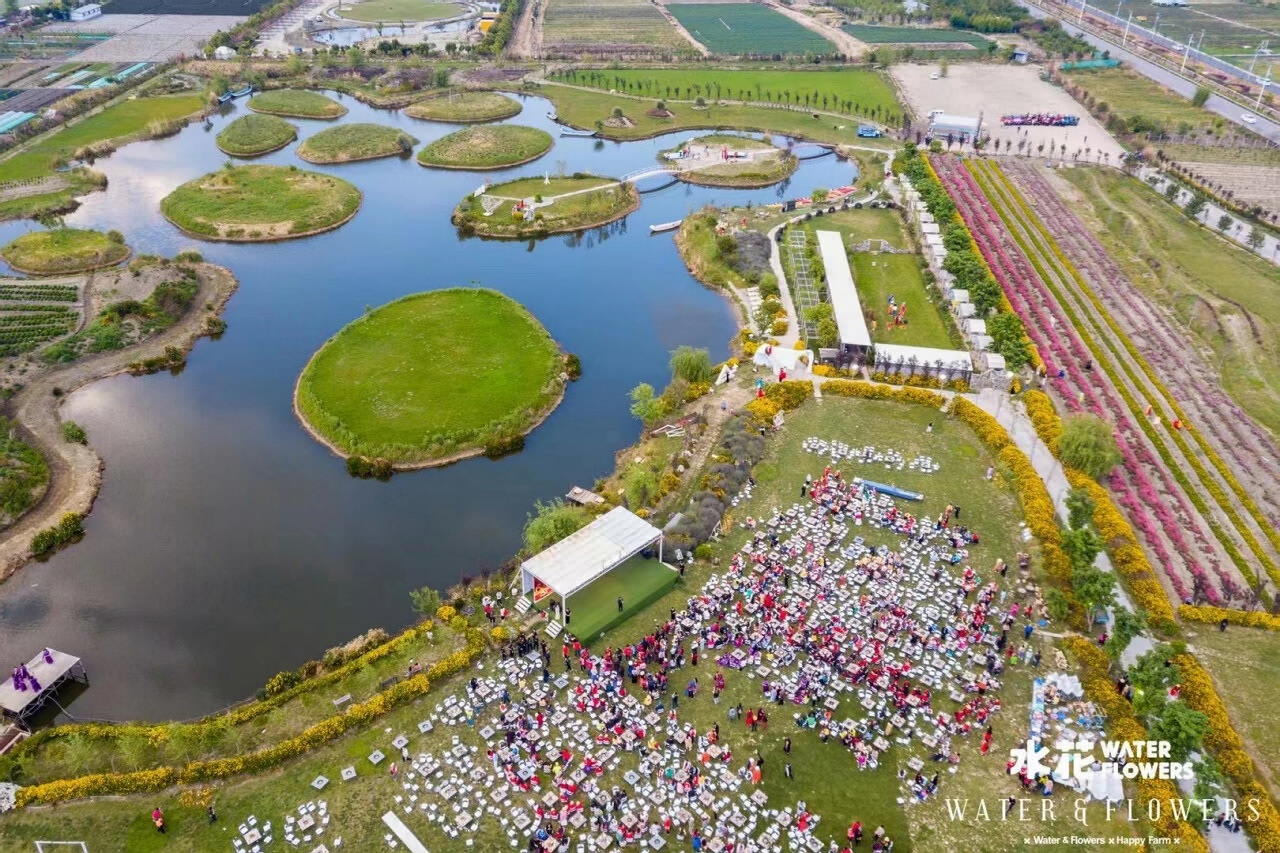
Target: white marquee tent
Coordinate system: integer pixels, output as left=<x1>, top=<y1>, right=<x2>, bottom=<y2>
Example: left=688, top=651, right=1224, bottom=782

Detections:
left=520, top=507, right=663, bottom=602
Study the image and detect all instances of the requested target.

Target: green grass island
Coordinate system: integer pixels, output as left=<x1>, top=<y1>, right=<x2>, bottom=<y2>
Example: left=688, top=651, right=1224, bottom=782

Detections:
left=662, top=133, right=798, bottom=188
left=416, top=124, right=553, bottom=170
left=215, top=113, right=299, bottom=157
left=159, top=164, right=362, bottom=242
left=294, top=288, right=569, bottom=469
left=404, top=91, right=522, bottom=124
left=1, top=228, right=130, bottom=275
left=297, top=123, right=419, bottom=164
left=453, top=174, right=639, bottom=239
left=248, top=89, right=348, bottom=119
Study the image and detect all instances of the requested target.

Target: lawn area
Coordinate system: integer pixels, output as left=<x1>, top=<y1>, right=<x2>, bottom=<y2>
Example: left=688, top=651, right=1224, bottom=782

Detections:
left=455, top=174, right=639, bottom=238
left=160, top=165, right=362, bottom=241
left=1059, top=167, right=1280, bottom=438
left=542, top=0, right=688, bottom=51
left=404, top=90, right=522, bottom=123
left=533, top=555, right=680, bottom=642
left=0, top=93, right=205, bottom=182
left=295, top=288, right=564, bottom=465
left=338, top=0, right=460, bottom=21
left=216, top=113, right=298, bottom=157
left=1062, top=67, right=1213, bottom=131
left=249, top=88, right=347, bottom=119
left=842, top=24, right=991, bottom=48
left=668, top=3, right=836, bottom=55
left=297, top=123, right=418, bottom=164
left=1, top=227, right=129, bottom=275
left=416, top=124, right=552, bottom=169
left=550, top=67, right=900, bottom=120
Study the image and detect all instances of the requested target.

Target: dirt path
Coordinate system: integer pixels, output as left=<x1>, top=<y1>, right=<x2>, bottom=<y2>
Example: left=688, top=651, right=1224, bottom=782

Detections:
left=762, top=0, right=866, bottom=57
left=0, top=176, right=70, bottom=204
left=0, top=264, right=238, bottom=583
left=506, top=0, right=541, bottom=58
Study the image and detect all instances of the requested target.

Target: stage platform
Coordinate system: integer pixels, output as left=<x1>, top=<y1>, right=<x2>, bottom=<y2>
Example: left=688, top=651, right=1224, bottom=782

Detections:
left=1, top=648, right=87, bottom=726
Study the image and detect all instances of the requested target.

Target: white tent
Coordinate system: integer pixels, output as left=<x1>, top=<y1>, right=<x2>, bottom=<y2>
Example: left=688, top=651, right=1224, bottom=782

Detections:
left=753, top=345, right=812, bottom=374
left=816, top=230, right=872, bottom=352
left=874, top=343, right=974, bottom=377
left=520, top=507, right=663, bottom=601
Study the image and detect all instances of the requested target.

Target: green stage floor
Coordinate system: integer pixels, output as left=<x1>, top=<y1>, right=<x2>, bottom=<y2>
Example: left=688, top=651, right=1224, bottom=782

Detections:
left=540, top=554, right=679, bottom=641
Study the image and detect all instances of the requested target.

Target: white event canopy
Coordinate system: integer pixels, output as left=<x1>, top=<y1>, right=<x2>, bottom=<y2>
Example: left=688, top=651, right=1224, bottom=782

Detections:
left=520, top=506, right=663, bottom=601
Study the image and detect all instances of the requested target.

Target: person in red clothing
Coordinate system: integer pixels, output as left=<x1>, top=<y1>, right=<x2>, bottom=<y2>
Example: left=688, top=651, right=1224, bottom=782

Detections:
left=152, top=806, right=165, bottom=834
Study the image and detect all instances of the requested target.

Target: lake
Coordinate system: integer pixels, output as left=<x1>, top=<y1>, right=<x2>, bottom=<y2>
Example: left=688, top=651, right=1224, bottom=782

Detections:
left=0, top=92, right=856, bottom=721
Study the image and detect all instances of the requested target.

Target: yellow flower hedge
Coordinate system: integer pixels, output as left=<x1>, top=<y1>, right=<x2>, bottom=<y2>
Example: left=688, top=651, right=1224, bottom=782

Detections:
left=819, top=380, right=944, bottom=409
left=1023, top=390, right=1060, bottom=453
left=13, top=629, right=487, bottom=808
left=1066, top=638, right=1209, bottom=851
left=1172, top=653, right=1280, bottom=853
left=1179, top=605, right=1280, bottom=632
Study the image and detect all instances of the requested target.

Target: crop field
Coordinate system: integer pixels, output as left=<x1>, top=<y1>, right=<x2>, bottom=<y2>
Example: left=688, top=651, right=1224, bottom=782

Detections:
left=842, top=24, right=991, bottom=48
left=1159, top=144, right=1280, bottom=168
left=542, top=0, right=688, bottom=52
left=1172, top=161, right=1280, bottom=213
left=0, top=304, right=79, bottom=357
left=1061, top=67, right=1213, bottom=131
left=667, top=4, right=837, bottom=55
left=549, top=67, right=901, bottom=120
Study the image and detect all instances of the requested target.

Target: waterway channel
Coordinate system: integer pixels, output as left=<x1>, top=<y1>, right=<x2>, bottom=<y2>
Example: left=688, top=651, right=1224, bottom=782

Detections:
left=0, top=93, right=857, bottom=721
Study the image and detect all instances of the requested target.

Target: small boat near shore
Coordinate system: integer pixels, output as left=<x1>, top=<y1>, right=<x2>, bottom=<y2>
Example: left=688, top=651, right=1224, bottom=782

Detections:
left=559, top=128, right=596, bottom=138
left=218, top=85, right=254, bottom=104
left=649, top=220, right=682, bottom=234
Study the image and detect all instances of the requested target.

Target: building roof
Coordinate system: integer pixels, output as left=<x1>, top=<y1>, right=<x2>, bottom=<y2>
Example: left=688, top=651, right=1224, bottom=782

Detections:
left=816, top=230, right=872, bottom=349
left=930, top=114, right=981, bottom=133
left=0, top=649, right=79, bottom=716
left=521, top=507, right=662, bottom=599
left=873, top=343, right=973, bottom=372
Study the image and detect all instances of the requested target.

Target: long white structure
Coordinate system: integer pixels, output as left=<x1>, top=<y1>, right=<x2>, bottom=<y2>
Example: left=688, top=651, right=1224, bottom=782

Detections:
left=874, top=342, right=974, bottom=378
left=815, top=230, right=872, bottom=354
left=520, top=506, right=662, bottom=601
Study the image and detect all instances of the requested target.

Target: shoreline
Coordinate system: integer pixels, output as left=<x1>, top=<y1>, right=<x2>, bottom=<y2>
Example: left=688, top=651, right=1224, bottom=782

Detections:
left=248, top=104, right=347, bottom=120
left=0, top=263, right=239, bottom=583
left=1, top=246, right=132, bottom=276
left=215, top=134, right=298, bottom=158
left=160, top=196, right=363, bottom=243
left=297, top=147, right=412, bottom=165
left=453, top=188, right=640, bottom=239
left=416, top=146, right=553, bottom=171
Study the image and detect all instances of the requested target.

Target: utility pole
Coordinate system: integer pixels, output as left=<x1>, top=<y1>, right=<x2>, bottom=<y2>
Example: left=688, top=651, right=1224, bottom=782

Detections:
left=1254, top=66, right=1272, bottom=111
left=1122, top=11, right=1132, bottom=46
left=1079, top=0, right=1087, bottom=25
left=1181, top=33, right=1193, bottom=73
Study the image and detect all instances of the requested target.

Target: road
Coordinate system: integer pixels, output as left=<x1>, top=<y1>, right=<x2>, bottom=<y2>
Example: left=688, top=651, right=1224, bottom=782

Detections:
left=1016, top=0, right=1280, bottom=145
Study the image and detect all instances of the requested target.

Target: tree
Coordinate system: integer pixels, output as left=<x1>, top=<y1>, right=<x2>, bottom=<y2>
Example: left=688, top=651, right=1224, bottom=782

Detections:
left=1066, top=488, right=1096, bottom=531
left=522, top=499, right=588, bottom=553
left=1063, top=526, right=1104, bottom=571
left=669, top=346, right=714, bottom=384
left=1192, top=86, right=1210, bottom=107
left=1163, top=181, right=1180, bottom=204
left=1217, top=214, right=1233, bottom=233
left=1182, top=192, right=1207, bottom=221
left=1105, top=608, right=1145, bottom=660
left=1071, top=562, right=1116, bottom=615
left=810, top=187, right=829, bottom=202
left=816, top=317, right=839, bottom=349
left=1148, top=701, right=1210, bottom=763
left=409, top=585, right=441, bottom=619
left=629, top=382, right=665, bottom=424
left=1059, top=414, right=1121, bottom=480
left=1246, top=226, right=1265, bottom=250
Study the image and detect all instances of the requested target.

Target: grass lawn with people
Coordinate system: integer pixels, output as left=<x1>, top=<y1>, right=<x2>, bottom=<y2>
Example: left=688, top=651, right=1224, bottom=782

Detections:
left=297, top=124, right=418, bottom=164
left=215, top=113, right=298, bottom=157
left=1, top=227, right=129, bottom=274
left=295, top=288, right=565, bottom=466
left=404, top=90, right=522, bottom=123
left=416, top=124, right=553, bottom=169
left=249, top=89, right=347, bottom=119
left=160, top=164, right=362, bottom=241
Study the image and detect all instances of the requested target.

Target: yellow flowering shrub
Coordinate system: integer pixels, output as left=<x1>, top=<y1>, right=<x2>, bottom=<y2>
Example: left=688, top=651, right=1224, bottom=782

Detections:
left=818, top=380, right=945, bottom=409
left=1179, top=605, right=1280, bottom=632
left=745, top=397, right=782, bottom=425
left=436, top=605, right=457, bottom=622
left=1023, top=390, right=1061, bottom=452
left=812, top=364, right=837, bottom=377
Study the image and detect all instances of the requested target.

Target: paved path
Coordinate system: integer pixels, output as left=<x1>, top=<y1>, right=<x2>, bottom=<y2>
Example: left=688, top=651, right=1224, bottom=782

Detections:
left=1137, top=167, right=1280, bottom=266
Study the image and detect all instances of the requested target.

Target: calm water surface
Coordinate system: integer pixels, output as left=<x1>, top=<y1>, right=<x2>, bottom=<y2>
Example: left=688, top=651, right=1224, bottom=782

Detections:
left=0, top=94, right=856, bottom=720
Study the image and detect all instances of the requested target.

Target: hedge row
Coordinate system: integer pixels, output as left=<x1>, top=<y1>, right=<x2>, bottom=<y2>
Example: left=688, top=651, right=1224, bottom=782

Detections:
left=1179, top=604, right=1280, bottom=632
left=14, top=629, right=486, bottom=808
left=818, top=379, right=945, bottom=409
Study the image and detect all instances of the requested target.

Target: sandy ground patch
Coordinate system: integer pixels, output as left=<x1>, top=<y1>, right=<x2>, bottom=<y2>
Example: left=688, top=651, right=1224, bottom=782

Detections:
left=892, top=63, right=1125, bottom=162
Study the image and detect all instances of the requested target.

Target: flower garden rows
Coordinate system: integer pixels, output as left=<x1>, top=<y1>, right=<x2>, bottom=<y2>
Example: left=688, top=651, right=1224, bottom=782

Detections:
left=928, top=154, right=1231, bottom=607
left=966, top=158, right=1275, bottom=602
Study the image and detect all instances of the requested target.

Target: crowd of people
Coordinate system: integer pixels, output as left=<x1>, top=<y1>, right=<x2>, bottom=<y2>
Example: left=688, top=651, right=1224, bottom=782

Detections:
left=1000, top=113, right=1080, bottom=127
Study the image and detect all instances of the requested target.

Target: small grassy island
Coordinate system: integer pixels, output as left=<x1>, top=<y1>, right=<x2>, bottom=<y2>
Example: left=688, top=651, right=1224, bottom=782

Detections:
left=453, top=174, right=639, bottom=239
left=663, top=134, right=797, bottom=188
left=248, top=89, right=347, bottom=119
left=1, top=228, right=129, bottom=274
left=160, top=164, right=362, bottom=242
left=295, top=288, right=568, bottom=468
left=297, top=123, right=418, bottom=164
left=416, top=124, right=553, bottom=170
left=404, top=91, right=522, bottom=123
left=216, top=113, right=298, bottom=157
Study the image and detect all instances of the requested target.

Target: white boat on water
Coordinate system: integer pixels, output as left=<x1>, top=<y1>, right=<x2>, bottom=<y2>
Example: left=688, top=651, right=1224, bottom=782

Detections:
left=649, top=220, right=682, bottom=234
left=559, top=128, right=596, bottom=138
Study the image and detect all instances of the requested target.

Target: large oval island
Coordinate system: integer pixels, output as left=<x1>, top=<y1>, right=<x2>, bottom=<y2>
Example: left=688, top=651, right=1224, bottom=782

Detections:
left=294, top=288, right=571, bottom=470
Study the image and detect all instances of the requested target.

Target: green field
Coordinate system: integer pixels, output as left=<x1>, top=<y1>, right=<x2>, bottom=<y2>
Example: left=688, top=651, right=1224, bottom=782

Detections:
left=416, top=124, right=552, bottom=169
left=297, top=123, right=418, bottom=164
left=0, top=94, right=205, bottom=182
left=543, top=0, right=688, bottom=51
left=215, top=113, right=298, bottom=157
left=1062, top=66, right=1213, bottom=132
left=296, top=288, right=563, bottom=464
left=455, top=174, right=639, bottom=238
left=0, top=418, right=49, bottom=528
left=338, top=0, right=460, bottom=22
left=0, top=227, right=128, bottom=274
left=534, top=555, right=679, bottom=641
left=1061, top=167, right=1280, bottom=438
left=160, top=165, right=362, bottom=241
left=404, top=90, right=522, bottom=123
left=249, top=89, right=347, bottom=119
left=1110, top=0, right=1280, bottom=71
left=667, top=3, right=836, bottom=55
left=550, top=67, right=901, bottom=122
left=843, top=23, right=991, bottom=47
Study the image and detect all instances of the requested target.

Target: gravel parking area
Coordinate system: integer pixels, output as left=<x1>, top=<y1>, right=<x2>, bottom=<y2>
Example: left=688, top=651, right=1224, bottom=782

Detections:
left=43, top=14, right=246, bottom=61
left=892, top=63, right=1124, bottom=162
